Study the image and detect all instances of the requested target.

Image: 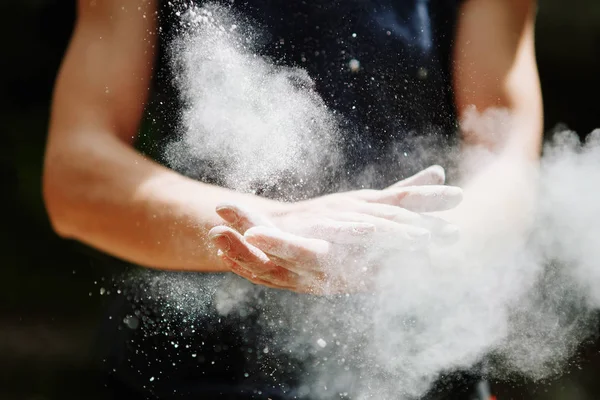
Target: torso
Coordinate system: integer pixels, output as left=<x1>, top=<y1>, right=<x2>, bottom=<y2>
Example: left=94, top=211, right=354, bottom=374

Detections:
left=148, top=0, right=461, bottom=196
left=102, top=1, right=465, bottom=398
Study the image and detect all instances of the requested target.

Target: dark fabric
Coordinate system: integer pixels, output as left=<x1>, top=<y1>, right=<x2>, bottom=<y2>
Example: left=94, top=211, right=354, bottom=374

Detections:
left=99, top=1, right=469, bottom=399
left=146, top=0, right=462, bottom=196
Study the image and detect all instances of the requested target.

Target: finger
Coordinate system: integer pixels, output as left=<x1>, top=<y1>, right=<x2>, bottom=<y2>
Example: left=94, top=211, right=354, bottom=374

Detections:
left=325, top=212, right=432, bottom=247
left=226, top=250, right=297, bottom=288
left=227, top=256, right=317, bottom=295
left=299, top=221, right=376, bottom=245
left=387, top=165, right=446, bottom=188
left=220, top=253, right=299, bottom=291
left=392, top=186, right=463, bottom=212
left=357, top=185, right=463, bottom=212
left=244, top=226, right=331, bottom=273
left=215, top=202, right=276, bottom=233
left=260, top=253, right=301, bottom=272
left=209, top=225, right=268, bottom=265
left=209, top=226, right=292, bottom=284
left=351, top=203, right=460, bottom=243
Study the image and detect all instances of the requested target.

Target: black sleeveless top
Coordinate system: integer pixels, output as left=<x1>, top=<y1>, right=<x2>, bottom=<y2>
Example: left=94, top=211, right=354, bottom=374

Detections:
left=100, top=1, right=465, bottom=399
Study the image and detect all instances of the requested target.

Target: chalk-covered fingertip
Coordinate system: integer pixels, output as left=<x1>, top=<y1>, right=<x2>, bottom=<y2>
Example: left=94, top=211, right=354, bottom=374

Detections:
left=426, top=165, right=446, bottom=184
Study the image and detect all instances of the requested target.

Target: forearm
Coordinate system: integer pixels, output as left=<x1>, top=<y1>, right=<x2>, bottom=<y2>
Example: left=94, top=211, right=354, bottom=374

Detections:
left=448, top=0, right=542, bottom=253
left=455, top=148, right=538, bottom=239
left=436, top=133, right=540, bottom=264
left=44, top=133, right=284, bottom=272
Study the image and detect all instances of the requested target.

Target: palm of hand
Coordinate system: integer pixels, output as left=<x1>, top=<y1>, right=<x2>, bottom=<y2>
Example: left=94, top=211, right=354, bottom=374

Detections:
left=209, top=166, right=463, bottom=294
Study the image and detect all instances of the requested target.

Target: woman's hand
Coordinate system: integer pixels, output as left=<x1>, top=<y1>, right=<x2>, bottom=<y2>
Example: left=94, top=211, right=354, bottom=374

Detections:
left=209, top=166, right=463, bottom=294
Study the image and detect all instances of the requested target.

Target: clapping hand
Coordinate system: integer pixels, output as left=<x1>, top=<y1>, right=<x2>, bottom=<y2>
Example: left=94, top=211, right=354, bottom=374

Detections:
left=209, top=166, right=462, bottom=294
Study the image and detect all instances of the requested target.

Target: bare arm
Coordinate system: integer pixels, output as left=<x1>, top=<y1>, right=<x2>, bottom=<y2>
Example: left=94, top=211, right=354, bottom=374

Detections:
left=454, top=0, right=542, bottom=154
left=43, top=0, right=466, bottom=289
left=444, top=0, right=542, bottom=254
left=43, top=0, right=282, bottom=271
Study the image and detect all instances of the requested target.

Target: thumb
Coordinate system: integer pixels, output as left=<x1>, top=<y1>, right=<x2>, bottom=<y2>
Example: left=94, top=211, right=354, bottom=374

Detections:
left=387, top=165, right=445, bottom=189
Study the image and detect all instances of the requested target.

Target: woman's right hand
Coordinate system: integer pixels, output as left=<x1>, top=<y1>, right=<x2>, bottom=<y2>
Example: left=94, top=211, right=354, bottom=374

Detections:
left=209, top=165, right=463, bottom=294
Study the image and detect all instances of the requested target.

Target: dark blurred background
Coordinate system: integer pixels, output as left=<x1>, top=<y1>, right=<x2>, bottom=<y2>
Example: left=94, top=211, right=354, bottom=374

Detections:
left=0, top=1, right=599, bottom=399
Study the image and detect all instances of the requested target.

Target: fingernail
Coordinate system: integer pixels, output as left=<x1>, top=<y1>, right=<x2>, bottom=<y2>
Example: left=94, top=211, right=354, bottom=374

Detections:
left=216, top=207, right=239, bottom=224
left=428, top=165, right=445, bottom=175
left=210, top=233, right=231, bottom=252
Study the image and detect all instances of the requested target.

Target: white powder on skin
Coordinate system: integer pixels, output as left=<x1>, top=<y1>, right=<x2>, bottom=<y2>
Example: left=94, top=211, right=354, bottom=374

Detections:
left=137, top=4, right=600, bottom=399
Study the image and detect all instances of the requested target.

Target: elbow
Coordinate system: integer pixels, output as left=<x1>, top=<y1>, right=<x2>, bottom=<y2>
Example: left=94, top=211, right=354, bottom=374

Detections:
left=42, top=161, right=81, bottom=240
left=43, top=176, right=73, bottom=239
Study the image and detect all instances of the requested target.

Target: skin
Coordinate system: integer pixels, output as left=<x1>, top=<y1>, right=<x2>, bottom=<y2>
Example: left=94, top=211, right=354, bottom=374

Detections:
left=432, top=0, right=542, bottom=264
left=209, top=0, right=543, bottom=292
left=43, top=0, right=542, bottom=294
left=217, top=0, right=543, bottom=292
